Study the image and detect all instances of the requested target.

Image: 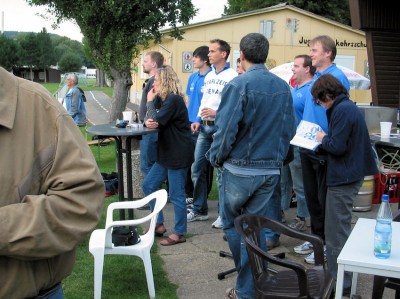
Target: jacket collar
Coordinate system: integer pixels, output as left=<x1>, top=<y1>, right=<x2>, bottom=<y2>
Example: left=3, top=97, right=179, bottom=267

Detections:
left=0, top=67, right=18, bottom=129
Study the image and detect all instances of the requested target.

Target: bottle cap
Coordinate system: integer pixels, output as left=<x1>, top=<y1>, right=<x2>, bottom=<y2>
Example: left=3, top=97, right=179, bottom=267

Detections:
left=382, top=194, right=389, bottom=202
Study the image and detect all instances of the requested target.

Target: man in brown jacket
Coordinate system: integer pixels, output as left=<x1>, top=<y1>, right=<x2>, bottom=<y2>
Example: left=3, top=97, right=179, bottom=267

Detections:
left=0, top=67, right=104, bottom=298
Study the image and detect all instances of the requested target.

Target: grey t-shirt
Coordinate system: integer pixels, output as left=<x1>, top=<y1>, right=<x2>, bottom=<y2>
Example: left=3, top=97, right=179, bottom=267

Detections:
left=139, top=76, right=155, bottom=122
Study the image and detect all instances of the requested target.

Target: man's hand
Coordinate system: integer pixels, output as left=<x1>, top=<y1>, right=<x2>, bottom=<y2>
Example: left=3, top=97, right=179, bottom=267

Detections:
left=145, top=118, right=158, bottom=129
left=200, top=107, right=216, bottom=119
left=191, top=122, right=200, bottom=133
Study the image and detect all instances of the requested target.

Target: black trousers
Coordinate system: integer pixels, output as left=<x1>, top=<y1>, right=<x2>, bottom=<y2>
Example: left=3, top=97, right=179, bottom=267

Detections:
left=300, top=151, right=327, bottom=241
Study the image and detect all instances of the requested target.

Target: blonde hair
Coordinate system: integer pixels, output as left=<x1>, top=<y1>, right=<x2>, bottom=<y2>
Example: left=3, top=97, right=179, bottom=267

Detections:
left=156, top=65, right=185, bottom=100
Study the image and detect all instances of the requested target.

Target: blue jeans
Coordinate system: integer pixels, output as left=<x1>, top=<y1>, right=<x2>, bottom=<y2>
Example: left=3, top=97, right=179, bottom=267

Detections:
left=218, top=168, right=281, bottom=299
left=325, top=180, right=362, bottom=290
left=288, top=146, right=309, bottom=218
left=280, top=165, right=293, bottom=211
left=142, top=162, right=188, bottom=235
left=140, top=133, right=158, bottom=178
left=191, top=124, right=216, bottom=215
left=37, top=283, right=63, bottom=299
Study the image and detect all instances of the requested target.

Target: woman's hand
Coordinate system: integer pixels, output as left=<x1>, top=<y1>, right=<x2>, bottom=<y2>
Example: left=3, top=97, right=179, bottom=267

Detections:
left=316, top=131, right=326, bottom=142
left=147, top=88, right=157, bottom=102
left=145, top=118, right=159, bottom=129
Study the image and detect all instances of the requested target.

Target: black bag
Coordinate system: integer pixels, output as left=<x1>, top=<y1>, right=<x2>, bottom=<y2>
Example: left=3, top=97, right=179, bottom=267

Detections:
left=78, top=87, right=87, bottom=102
left=112, top=226, right=140, bottom=246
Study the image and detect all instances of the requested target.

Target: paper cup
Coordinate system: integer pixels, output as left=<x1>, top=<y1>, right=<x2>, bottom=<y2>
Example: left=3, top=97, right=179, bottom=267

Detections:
left=380, top=121, right=392, bottom=138
left=122, top=111, right=133, bottom=124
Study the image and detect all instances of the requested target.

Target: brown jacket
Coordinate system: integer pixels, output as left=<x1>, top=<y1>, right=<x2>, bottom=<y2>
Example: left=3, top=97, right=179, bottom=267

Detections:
left=0, top=67, right=104, bottom=298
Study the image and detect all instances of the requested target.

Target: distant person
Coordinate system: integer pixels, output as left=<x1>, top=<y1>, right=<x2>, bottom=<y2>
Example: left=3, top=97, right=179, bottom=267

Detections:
left=0, top=67, right=104, bottom=298
left=186, top=39, right=237, bottom=228
left=235, top=57, right=245, bottom=75
left=142, top=65, right=194, bottom=246
left=294, top=35, right=350, bottom=265
left=207, top=33, right=295, bottom=299
left=313, top=74, right=378, bottom=292
left=285, top=54, right=315, bottom=231
left=185, top=46, right=211, bottom=201
left=139, top=51, right=164, bottom=178
left=64, top=73, right=87, bottom=126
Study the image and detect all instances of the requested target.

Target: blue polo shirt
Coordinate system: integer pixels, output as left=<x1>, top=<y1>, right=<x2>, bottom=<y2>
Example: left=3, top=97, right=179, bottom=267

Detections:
left=302, top=63, right=350, bottom=133
left=292, top=81, right=312, bottom=127
left=186, top=69, right=211, bottom=123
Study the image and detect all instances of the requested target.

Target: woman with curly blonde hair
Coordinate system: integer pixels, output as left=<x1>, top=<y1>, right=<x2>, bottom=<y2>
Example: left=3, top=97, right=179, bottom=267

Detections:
left=142, top=65, right=194, bottom=246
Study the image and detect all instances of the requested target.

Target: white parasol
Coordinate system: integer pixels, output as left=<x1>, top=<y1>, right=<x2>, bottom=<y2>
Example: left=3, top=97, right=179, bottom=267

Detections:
left=269, top=62, right=371, bottom=90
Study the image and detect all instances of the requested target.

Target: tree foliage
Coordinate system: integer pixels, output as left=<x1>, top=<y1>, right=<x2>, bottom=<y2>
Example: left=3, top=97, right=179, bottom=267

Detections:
left=28, top=0, right=197, bottom=122
left=224, top=0, right=350, bottom=26
left=58, top=52, right=83, bottom=73
left=0, top=34, right=20, bottom=71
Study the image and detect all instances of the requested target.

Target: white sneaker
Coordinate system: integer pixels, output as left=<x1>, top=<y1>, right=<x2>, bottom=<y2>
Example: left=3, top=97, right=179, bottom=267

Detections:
left=294, top=241, right=313, bottom=254
left=186, top=197, right=194, bottom=209
left=187, top=211, right=209, bottom=222
left=304, top=246, right=327, bottom=265
left=212, top=216, right=223, bottom=229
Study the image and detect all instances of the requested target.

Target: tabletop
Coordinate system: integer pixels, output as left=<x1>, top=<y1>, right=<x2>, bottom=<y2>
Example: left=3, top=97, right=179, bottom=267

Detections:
left=370, top=132, right=400, bottom=148
left=86, top=123, right=158, bottom=137
left=338, top=218, right=400, bottom=272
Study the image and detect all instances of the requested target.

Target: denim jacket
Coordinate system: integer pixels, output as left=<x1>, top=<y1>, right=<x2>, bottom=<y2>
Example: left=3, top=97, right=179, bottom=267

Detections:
left=65, top=85, right=87, bottom=126
left=207, top=64, right=296, bottom=169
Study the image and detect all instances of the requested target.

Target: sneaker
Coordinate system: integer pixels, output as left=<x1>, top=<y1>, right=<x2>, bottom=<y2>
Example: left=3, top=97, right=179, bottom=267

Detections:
left=212, top=216, right=223, bottom=228
left=288, top=216, right=307, bottom=231
left=225, top=288, right=238, bottom=299
left=266, top=239, right=281, bottom=250
left=304, top=247, right=327, bottom=265
left=186, top=197, right=194, bottom=209
left=281, top=210, right=286, bottom=223
left=294, top=241, right=313, bottom=254
left=187, top=210, right=209, bottom=222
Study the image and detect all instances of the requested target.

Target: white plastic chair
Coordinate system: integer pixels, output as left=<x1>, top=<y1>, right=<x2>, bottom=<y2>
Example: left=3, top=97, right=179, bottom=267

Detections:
left=89, top=189, right=168, bottom=299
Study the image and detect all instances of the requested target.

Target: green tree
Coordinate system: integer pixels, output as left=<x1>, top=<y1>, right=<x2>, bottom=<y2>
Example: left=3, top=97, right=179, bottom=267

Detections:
left=224, top=0, right=350, bottom=25
left=0, top=34, right=20, bottom=71
left=19, top=33, right=41, bottom=80
left=37, top=28, right=56, bottom=83
left=29, top=0, right=197, bottom=122
left=58, top=52, right=83, bottom=73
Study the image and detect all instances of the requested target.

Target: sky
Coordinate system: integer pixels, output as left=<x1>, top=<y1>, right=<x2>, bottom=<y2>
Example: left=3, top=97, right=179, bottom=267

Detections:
left=1, top=0, right=227, bottom=42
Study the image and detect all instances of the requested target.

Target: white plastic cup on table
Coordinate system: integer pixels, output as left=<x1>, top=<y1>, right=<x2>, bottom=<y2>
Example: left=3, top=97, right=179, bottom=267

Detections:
left=380, top=121, right=392, bottom=138
left=122, top=111, right=133, bottom=124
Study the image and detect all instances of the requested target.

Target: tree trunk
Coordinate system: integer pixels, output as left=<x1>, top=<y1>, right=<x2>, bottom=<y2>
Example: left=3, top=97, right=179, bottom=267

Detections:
left=108, top=68, right=133, bottom=123
left=96, top=69, right=108, bottom=87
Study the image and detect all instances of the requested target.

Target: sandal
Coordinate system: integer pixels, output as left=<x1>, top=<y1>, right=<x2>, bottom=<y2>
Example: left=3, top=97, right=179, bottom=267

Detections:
left=155, top=224, right=167, bottom=237
left=160, top=234, right=186, bottom=246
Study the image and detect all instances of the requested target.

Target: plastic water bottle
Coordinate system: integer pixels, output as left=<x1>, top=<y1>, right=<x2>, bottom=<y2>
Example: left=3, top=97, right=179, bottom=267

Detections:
left=374, top=194, right=392, bottom=259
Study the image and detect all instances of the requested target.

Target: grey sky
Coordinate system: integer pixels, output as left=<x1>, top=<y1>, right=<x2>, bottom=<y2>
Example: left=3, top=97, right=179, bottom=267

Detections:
left=1, top=0, right=227, bottom=42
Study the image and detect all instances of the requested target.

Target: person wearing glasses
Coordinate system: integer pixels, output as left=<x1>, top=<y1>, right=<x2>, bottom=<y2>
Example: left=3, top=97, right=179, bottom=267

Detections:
left=142, top=65, right=194, bottom=246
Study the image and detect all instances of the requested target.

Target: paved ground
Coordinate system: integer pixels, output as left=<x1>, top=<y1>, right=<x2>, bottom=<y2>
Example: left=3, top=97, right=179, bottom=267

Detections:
left=86, top=92, right=396, bottom=299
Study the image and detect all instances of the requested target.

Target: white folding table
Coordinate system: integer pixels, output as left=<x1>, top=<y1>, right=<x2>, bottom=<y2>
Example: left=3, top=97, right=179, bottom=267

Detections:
left=336, top=218, right=400, bottom=298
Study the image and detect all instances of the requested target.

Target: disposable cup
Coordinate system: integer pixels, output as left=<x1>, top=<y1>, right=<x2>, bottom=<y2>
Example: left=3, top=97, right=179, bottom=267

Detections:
left=380, top=121, right=392, bottom=138
left=122, top=111, right=133, bottom=124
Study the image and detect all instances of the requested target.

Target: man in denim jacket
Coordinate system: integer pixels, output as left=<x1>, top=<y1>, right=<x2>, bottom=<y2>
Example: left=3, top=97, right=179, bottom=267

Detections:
left=207, top=33, right=295, bottom=299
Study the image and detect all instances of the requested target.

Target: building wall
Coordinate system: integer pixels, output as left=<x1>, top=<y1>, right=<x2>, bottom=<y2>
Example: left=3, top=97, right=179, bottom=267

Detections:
left=130, top=6, right=371, bottom=106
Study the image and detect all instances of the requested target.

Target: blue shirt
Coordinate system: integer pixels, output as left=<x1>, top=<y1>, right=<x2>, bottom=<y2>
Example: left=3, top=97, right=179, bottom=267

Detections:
left=186, top=69, right=211, bottom=123
left=291, top=81, right=312, bottom=127
left=302, top=63, right=350, bottom=133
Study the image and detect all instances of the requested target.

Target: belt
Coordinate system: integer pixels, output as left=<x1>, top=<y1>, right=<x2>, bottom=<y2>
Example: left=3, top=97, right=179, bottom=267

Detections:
left=26, top=282, right=61, bottom=299
left=203, top=120, right=215, bottom=126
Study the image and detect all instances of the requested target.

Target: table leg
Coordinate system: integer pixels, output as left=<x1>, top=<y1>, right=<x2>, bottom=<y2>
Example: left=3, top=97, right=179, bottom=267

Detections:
left=351, top=272, right=358, bottom=297
left=335, top=264, right=345, bottom=299
left=126, top=137, right=134, bottom=220
left=115, top=137, right=125, bottom=220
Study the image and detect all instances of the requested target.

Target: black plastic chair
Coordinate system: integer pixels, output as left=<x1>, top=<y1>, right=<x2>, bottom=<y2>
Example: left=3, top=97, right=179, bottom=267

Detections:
left=372, top=209, right=400, bottom=299
left=234, top=214, right=334, bottom=299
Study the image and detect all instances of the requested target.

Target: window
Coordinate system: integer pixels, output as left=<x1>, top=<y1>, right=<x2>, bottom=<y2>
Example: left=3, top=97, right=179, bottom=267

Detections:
left=260, top=20, right=274, bottom=39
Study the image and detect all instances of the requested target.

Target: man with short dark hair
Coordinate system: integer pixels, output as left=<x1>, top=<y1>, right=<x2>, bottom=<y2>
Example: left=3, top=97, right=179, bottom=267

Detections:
left=187, top=39, right=237, bottom=227
left=207, top=33, right=295, bottom=299
left=139, top=51, right=164, bottom=178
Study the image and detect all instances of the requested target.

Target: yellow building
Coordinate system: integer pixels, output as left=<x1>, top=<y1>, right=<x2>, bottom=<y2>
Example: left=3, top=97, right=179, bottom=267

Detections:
left=130, top=3, right=371, bottom=105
